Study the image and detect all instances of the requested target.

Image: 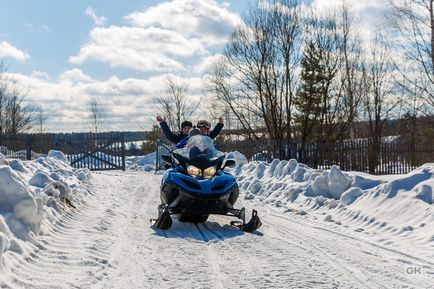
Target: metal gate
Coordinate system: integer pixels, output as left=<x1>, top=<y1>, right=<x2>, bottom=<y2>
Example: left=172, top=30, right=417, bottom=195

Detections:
left=155, top=139, right=173, bottom=172
left=54, top=132, right=126, bottom=171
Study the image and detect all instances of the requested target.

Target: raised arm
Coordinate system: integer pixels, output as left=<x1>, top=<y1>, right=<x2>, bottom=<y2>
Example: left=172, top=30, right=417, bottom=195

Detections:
left=209, top=116, right=224, bottom=139
left=157, top=116, right=181, bottom=144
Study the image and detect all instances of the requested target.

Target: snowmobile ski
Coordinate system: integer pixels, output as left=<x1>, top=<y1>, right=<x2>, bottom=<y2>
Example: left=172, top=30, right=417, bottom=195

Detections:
left=230, top=209, right=262, bottom=233
left=151, top=205, right=173, bottom=230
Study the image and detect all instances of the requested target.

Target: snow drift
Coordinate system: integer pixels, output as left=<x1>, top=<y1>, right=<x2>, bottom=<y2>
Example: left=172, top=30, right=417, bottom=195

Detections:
left=126, top=152, right=156, bottom=171
left=0, top=151, right=91, bottom=264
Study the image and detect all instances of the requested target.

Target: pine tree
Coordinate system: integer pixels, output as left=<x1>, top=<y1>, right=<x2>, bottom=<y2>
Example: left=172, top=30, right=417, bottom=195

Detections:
left=294, top=41, right=327, bottom=145
left=141, top=124, right=162, bottom=154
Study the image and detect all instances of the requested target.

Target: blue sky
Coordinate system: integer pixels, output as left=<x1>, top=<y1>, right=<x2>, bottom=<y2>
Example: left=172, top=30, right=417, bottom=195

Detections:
left=0, top=1, right=248, bottom=79
left=0, top=0, right=386, bottom=132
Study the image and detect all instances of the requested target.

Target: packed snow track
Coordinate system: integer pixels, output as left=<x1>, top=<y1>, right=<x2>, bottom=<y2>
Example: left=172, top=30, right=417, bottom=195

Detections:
left=1, top=171, right=433, bottom=288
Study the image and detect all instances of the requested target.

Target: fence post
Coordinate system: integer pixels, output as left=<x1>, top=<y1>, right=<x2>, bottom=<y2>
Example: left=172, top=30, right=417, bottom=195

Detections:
left=26, top=134, right=32, bottom=160
left=155, top=140, right=161, bottom=173
left=121, top=133, right=126, bottom=171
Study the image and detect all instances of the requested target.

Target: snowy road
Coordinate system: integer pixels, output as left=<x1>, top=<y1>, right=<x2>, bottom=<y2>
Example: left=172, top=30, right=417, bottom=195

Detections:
left=2, top=171, right=433, bottom=288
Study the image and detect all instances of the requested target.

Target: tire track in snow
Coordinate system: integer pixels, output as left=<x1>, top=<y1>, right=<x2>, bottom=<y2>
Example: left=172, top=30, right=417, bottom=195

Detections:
left=194, top=223, right=224, bottom=289
left=264, top=210, right=434, bottom=289
left=263, top=217, right=371, bottom=289
left=89, top=172, right=216, bottom=289
left=194, top=203, right=350, bottom=288
left=207, top=214, right=332, bottom=288
left=269, top=209, right=434, bottom=281
left=272, top=210, right=434, bottom=267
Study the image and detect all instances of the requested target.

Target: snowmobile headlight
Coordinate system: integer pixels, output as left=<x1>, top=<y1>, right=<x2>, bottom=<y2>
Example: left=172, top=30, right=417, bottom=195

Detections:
left=203, top=166, right=216, bottom=179
left=187, top=165, right=201, bottom=178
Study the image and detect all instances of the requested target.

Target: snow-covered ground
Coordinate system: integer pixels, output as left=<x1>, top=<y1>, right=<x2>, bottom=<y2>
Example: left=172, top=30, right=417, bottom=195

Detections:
left=0, top=151, right=433, bottom=288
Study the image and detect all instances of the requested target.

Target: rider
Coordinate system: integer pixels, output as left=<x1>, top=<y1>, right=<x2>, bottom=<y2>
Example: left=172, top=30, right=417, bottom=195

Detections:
left=198, top=116, right=224, bottom=139
left=175, top=117, right=224, bottom=148
left=156, top=115, right=192, bottom=144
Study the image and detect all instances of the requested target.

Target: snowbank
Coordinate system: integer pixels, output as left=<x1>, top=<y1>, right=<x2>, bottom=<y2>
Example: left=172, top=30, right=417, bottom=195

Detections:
left=126, top=152, right=156, bottom=171
left=230, top=157, right=434, bottom=251
left=225, top=151, right=248, bottom=166
left=0, top=151, right=91, bottom=262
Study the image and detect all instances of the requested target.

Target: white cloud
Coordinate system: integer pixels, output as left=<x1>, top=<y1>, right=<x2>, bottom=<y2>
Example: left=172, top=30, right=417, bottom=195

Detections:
left=71, top=1, right=243, bottom=73
left=59, top=68, right=94, bottom=84
left=192, top=54, right=225, bottom=74
left=22, top=23, right=51, bottom=33
left=125, top=0, right=242, bottom=46
left=85, top=7, right=107, bottom=26
left=311, top=0, right=385, bottom=12
left=6, top=70, right=207, bottom=132
left=0, top=41, right=30, bottom=61
left=311, top=0, right=389, bottom=43
left=30, top=71, right=51, bottom=81
left=69, top=26, right=206, bottom=72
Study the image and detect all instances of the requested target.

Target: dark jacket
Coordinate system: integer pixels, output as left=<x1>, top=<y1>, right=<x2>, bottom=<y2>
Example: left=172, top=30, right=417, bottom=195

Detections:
left=175, top=123, right=224, bottom=148
left=209, top=123, right=224, bottom=139
left=159, top=121, right=188, bottom=144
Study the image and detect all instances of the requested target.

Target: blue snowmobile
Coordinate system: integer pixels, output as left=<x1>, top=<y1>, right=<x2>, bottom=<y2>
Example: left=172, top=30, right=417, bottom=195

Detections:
left=152, top=135, right=262, bottom=233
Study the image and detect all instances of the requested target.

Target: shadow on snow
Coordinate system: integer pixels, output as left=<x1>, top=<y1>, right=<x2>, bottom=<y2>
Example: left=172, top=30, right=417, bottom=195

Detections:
left=152, top=218, right=263, bottom=242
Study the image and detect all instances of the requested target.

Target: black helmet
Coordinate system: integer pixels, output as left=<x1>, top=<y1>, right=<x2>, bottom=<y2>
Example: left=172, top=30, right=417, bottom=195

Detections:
left=181, top=121, right=193, bottom=129
left=189, top=128, right=201, bottom=137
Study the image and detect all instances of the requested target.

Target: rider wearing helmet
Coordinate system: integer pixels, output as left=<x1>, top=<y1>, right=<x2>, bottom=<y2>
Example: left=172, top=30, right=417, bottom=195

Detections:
left=175, top=117, right=224, bottom=148
left=197, top=116, right=224, bottom=139
left=156, top=115, right=192, bottom=144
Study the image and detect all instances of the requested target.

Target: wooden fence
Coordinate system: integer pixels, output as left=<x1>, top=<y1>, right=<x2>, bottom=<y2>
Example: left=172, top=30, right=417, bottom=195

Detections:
left=54, top=133, right=126, bottom=171
left=217, top=139, right=434, bottom=175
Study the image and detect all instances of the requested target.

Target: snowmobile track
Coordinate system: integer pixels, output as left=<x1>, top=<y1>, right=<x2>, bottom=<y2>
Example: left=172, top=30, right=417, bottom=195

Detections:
left=270, top=211, right=434, bottom=267
left=264, top=210, right=434, bottom=288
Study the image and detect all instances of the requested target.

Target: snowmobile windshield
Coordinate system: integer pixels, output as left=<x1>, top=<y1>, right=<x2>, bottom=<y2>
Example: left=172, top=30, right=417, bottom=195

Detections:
left=174, top=135, right=224, bottom=161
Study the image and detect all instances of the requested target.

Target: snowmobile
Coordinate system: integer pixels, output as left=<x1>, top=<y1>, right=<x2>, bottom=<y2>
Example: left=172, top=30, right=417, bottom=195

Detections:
left=151, top=135, right=262, bottom=233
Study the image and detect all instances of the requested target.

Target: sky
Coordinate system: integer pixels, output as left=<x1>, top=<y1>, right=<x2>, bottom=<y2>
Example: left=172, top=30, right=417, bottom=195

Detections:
left=0, top=0, right=389, bottom=133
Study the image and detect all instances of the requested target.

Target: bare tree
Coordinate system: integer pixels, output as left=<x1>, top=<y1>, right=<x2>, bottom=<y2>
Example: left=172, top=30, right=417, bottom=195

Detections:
left=0, top=62, right=7, bottom=135
left=388, top=0, right=434, bottom=109
left=0, top=62, right=37, bottom=135
left=4, top=82, right=36, bottom=134
left=88, top=97, right=106, bottom=133
left=363, top=30, right=400, bottom=173
left=35, top=106, right=48, bottom=134
left=153, top=76, right=199, bottom=131
left=336, top=4, right=368, bottom=141
left=207, top=0, right=304, bottom=146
